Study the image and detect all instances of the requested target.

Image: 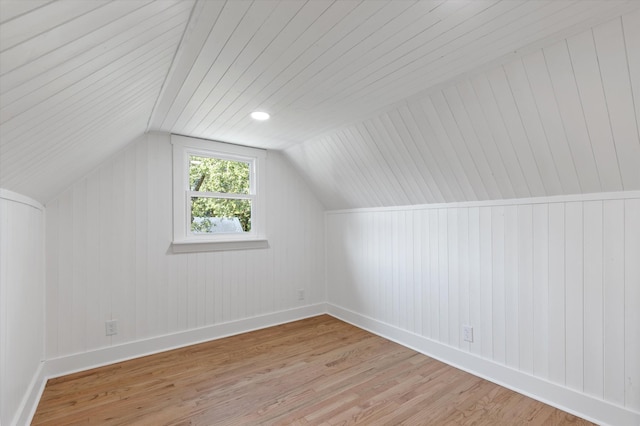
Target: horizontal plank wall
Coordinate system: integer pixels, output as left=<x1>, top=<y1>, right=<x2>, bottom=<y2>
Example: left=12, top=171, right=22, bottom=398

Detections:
left=45, top=132, right=325, bottom=365
left=326, top=193, right=640, bottom=425
left=0, top=190, right=46, bottom=426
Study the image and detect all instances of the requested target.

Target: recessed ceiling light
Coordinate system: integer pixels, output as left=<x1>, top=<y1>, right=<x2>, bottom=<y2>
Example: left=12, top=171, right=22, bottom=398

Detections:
left=250, top=111, right=270, bottom=121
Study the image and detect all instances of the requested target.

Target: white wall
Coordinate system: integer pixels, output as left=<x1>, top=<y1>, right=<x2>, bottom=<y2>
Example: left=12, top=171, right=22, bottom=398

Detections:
left=0, top=190, right=45, bottom=426
left=326, top=192, right=640, bottom=425
left=45, top=132, right=325, bottom=361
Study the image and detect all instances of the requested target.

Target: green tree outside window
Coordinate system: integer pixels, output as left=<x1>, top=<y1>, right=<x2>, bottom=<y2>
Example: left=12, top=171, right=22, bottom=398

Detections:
left=189, top=155, right=252, bottom=233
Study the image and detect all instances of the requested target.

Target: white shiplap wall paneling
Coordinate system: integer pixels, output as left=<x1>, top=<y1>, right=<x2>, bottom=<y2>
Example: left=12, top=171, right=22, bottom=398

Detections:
left=548, top=202, right=566, bottom=386
left=603, top=200, right=625, bottom=405
left=386, top=110, right=438, bottom=202
left=355, top=0, right=636, bottom=114
left=490, top=205, right=505, bottom=364
left=503, top=60, right=563, bottom=196
left=1, top=1, right=177, bottom=91
left=396, top=106, right=455, bottom=202
left=0, top=1, right=111, bottom=61
left=2, top=27, right=181, bottom=143
left=358, top=121, right=412, bottom=205
left=2, top=2, right=640, bottom=204
left=454, top=80, right=515, bottom=199
left=286, top=8, right=640, bottom=210
left=470, top=73, right=531, bottom=198
left=2, top=1, right=190, bottom=107
left=430, top=92, right=489, bottom=200
left=487, top=67, right=546, bottom=198
left=566, top=29, right=622, bottom=192
left=201, top=0, right=395, bottom=138
left=340, top=128, right=389, bottom=206
left=421, top=97, right=478, bottom=200
left=565, top=202, right=584, bottom=391
left=149, top=0, right=229, bottom=132
left=478, top=206, right=492, bottom=359
left=144, top=0, right=640, bottom=152
left=0, top=0, right=54, bottom=25
left=313, top=0, right=506, bottom=108
left=45, top=133, right=325, bottom=360
left=437, top=209, right=448, bottom=343
left=0, top=191, right=45, bottom=426
left=531, top=203, right=549, bottom=380
left=457, top=207, right=470, bottom=352
left=396, top=106, right=449, bottom=202
left=0, top=0, right=194, bottom=203
left=194, top=0, right=363, bottom=137
left=540, top=40, right=601, bottom=194
left=447, top=209, right=458, bottom=347
left=584, top=200, right=604, bottom=399
left=441, top=85, right=502, bottom=199
left=263, top=0, right=436, bottom=124
left=503, top=205, right=519, bottom=369
left=375, top=115, right=431, bottom=204
left=326, top=193, right=640, bottom=418
left=467, top=207, right=481, bottom=358
left=520, top=50, right=582, bottom=195
left=625, top=199, right=640, bottom=409
left=173, top=0, right=282, bottom=133
left=427, top=209, right=438, bottom=340
left=592, top=16, right=640, bottom=190
left=623, top=9, right=640, bottom=134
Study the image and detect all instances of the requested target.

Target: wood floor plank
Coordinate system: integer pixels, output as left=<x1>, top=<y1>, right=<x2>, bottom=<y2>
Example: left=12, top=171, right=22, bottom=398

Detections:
left=32, top=315, right=593, bottom=425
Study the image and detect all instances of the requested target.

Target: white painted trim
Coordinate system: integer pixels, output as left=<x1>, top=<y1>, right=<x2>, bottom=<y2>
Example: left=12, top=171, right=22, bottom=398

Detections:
left=326, top=304, right=640, bottom=426
left=171, top=238, right=269, bottom=253
left=171, top=134, right=267, bottom=248
left=17, top=303, right=638, bottom=425
left=44, top=304, right=325, bottom=379
left=0, top=189, right=44, bottom=211
left=16, top=305, right=325, bottom=425
left=326, top=191, right=640, bottom=215
left=12, top=361, right=47, bottom=426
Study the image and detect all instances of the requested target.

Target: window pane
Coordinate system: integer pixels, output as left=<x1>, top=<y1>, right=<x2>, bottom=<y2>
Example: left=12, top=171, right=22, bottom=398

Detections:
left=191, top=197, right=252, bottom=234
left=190, top=155, right=250, bottom=194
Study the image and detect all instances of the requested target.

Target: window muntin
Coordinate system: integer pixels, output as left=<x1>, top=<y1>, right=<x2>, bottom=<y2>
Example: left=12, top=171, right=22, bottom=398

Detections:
left=188, top=154, right=253, bottom=235
left=172, top=135, right=266, bottom=249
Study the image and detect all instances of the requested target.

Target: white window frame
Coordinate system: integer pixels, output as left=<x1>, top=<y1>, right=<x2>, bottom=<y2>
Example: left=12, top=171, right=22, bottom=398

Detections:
left=171, top=134, right=268, bottom=253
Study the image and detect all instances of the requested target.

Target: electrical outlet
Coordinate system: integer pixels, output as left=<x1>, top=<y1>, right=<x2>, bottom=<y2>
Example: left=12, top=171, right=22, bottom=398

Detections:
left=462, top=325, right=473, bottom=343
left=105, top=319, right=118, bottom=336
left=297, top=289, right=305, bottom=300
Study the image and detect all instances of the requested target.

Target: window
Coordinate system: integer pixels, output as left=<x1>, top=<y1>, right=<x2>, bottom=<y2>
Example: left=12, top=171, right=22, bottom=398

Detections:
left=172, top=135, right=267, bottom=252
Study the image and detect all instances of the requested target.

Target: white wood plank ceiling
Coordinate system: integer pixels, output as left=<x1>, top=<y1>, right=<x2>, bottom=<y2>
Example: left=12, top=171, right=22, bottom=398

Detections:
left=0, top=0, right=194, bottom=202
left=286, top=7, right=640, bottom=209
left=1, top=0, right=639, bottom=205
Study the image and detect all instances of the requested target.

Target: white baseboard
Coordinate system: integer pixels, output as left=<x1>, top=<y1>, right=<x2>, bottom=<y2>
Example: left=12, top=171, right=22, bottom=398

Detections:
left=12, top=361, right=47, bottom=426
left=19, top=303, right=638, bottom=426
left=19, top=304, right=326, bottom=425
left=327, top=303, right=640, bottom=426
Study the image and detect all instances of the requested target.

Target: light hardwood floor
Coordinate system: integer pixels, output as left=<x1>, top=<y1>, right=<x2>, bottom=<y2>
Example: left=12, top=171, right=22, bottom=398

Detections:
left=33, top=315, right=593, bottom=425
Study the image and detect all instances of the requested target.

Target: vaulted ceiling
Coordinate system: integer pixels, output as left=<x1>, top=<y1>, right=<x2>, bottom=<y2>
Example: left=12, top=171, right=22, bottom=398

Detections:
left=1, top=0, right=639, bottom=206
left=287, top=8, right=640, bottom=208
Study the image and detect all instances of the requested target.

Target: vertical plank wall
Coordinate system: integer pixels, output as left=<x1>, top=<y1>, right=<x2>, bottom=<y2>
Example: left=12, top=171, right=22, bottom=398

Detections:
left=0, top=191, right=45, bottom=426
left=45, top=132, right=325, bottom=360
left=326, top=194, right=640, bottom=416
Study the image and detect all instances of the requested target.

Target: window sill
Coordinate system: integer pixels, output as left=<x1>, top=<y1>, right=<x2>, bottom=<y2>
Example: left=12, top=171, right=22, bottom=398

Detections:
left=171, top=238, right=269, bottom=253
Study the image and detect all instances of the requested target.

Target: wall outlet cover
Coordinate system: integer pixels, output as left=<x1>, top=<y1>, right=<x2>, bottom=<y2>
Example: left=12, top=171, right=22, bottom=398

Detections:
left=105, top=320, right=118, bottom=336
left=462, top=325, right=473, bottom=343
